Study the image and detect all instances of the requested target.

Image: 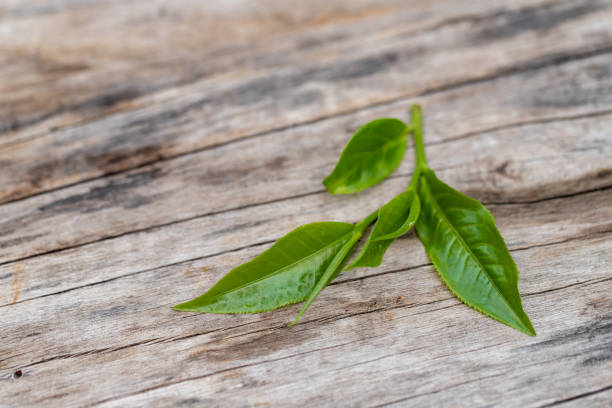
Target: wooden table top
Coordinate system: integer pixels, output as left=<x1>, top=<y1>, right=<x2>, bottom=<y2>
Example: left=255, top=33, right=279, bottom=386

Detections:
left=1, top=1, right=611, bottom=406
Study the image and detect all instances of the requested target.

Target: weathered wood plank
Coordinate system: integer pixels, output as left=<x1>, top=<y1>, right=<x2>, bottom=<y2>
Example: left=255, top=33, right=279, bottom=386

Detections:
left=0, top=0, right=552, bottom=141
left=1, top=211, right=608, bottom=372
left=93, top=277, right=610, bottom=408
left=1, top=0, right=610, bottom=203
left=0, top=233, right=609, bottom=406
left=1, top=1, right=611, bottom=407
left=0, top=174, right=609, bottom=308
left=1, top=0, right=521, bottom=145
left=0, top=102, right=610, bottom=264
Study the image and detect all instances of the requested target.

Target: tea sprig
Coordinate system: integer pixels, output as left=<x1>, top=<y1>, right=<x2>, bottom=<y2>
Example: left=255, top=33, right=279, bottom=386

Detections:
left=174, top=104, right=535, bottom=336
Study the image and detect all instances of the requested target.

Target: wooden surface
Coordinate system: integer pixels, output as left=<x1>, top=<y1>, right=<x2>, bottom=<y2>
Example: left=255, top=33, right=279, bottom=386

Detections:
left=1, top=1, right=611, bottom=406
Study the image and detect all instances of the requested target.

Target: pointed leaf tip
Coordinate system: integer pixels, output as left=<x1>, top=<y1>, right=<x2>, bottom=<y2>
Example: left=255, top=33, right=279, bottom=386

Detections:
left=172, top=222, right=355, bottom=315
left=172, top=301, right=192, bottom=311
left=416, top=168, right=536, bottom=336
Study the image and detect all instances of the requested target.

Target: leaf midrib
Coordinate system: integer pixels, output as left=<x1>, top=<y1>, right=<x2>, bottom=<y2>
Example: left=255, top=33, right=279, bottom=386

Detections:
left=423, top=176, right=521, bottom=322
left=206, top=229, right=355, bottom=303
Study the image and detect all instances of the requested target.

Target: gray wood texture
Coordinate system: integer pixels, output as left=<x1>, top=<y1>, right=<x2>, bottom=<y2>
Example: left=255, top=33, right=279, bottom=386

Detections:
left=1, top=1, right=611, bottom=406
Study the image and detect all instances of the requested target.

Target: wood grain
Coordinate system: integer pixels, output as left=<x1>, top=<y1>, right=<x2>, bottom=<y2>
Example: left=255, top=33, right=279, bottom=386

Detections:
left=0, top=1, right=611, bottom=407
left=1, top=0, right=611, bottom=203
left=1, top=234, right=610, bottom=407
left=0, top=100, right=610, bottom=264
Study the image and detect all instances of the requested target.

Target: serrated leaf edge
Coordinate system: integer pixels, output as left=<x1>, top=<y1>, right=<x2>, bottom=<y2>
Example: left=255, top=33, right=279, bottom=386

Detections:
left=418, top=173, right=535, bottom=336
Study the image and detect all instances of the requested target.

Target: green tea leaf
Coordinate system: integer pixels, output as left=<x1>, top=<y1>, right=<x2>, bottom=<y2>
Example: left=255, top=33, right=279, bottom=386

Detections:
left=415, top=168, right=535, bottom=336
left=323, top=118, right=409, bottom=194
left=374, top=189, right=421, bottom=241
left=174, top=222, right=355, bottom=314
left=347, top=189, right=420, bottom=269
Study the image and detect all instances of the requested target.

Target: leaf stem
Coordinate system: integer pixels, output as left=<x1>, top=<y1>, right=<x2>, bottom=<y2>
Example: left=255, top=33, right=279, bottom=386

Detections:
left=411, top=104, right=427, bottom=168
left=408, top=164, right=422, bottom=191
left=408, top=104, right=427, bottom=190
left=290, top=108, right=423, bottom=326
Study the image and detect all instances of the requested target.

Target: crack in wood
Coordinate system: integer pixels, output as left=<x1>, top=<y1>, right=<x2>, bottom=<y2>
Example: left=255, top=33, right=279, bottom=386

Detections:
left=369, top=370, right=513, bottom=407
left=427, top=108, right=612, bottom=149
left=485, top=183, right=612, bottom=206
left=16, top=337, right=164, bottom=370
left=538, top=383, right=612, bottom=407
left=524, top=277, right=612, bottom=298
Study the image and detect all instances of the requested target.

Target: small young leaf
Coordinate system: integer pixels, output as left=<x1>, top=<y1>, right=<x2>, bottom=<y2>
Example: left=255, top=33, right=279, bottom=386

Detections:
left=347, top=189, right=420, bottom=269
left=323, top=118, right=409, bottom=194
left=173, top=222, right=355, bottom=314
left=374, top=189, right=421, bottom=241
left=415, top=168, right=535, bottom=336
